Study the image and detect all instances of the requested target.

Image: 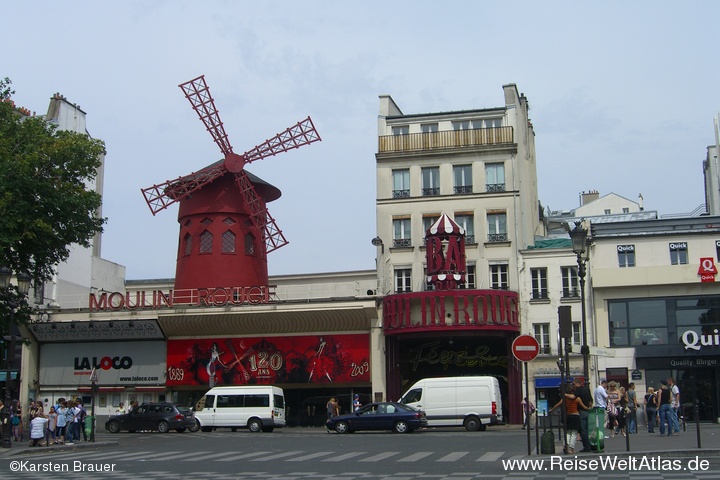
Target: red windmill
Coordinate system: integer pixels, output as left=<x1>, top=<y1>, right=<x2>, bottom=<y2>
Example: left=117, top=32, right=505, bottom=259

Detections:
left=141, top=75, right=321, bottom=297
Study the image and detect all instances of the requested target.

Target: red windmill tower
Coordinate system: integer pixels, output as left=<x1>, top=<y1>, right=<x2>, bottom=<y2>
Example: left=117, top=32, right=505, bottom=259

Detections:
left=141, top=75, right=321, bottom=298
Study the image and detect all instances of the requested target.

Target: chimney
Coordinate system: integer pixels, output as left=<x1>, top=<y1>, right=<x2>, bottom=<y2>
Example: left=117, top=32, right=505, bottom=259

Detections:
left=580, top=190, right=600, bottom=206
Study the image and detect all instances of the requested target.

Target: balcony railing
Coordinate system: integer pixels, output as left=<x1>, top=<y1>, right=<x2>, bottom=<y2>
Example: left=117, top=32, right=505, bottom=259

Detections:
left=421, top=187, right=440, bottom=196
left=392, top=189, right=410, bottom=198
left=486, top=183, right=506, bottom=193
left=532, top=291, right=549, bottom=300
left=487, top=233, right=508, bottom=243
left=454, top=185, right=473, bottom=194
left=393, top=238, right=412, bottom=248
left=562, top=288, right=580, bottom=299
left=378, top=126, right=514, bottom=153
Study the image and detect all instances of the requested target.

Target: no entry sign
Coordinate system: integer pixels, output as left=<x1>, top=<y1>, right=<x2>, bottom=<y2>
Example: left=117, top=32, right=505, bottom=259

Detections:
left=512, top=335, right=540, bottom=362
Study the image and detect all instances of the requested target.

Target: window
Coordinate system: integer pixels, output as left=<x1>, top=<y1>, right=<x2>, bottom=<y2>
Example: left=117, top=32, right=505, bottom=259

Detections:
left=392, top=125, right=409, bottom=135
left=534, top=323, right=551, bottom=354
left=716, top=240, right=720, bottom=261
left=604, top=209, right=611, bottom=215
left=489, top=264, right=508, bottom=290
left=670, top=242, right=688, bottom=265
left=452, top=120, right=472, bottom=131
left=531, top=268, right=548, bottom=300
left=421, top=123, right=438, bottom=133
left=392, top=169, right=410, bottom=198
left=393, top=218, right=411, bottom=248
left=244, top=233, right=255, bottom=255
left=453, top=165, right=472, bottom=194
left=617, top=245, right=635, bottom=267
left=421, top=167, right=440, bottom=196
left=422, top=215, right=440, bottom=235
left=487, top=212, right=507, bottom=242
left=572, top=321, right=581, bottom=346
left=608, top=299, right=670, bottom=347
left=454, top=214, right=474, bottom=244
left=183, top=233, right=192, bottom=256
left=561, top=266, right=579, bottom=298
left=485, top=163, right=505, bottom=192
left=461, top=264, right=476, bottom=289
left=222, top=230, right=236, bottom=253
left=395, top=268, right=412, bottom=293
left=622, top=207, right=630, bottom=213
left=200, top=230, right=213, bottom=254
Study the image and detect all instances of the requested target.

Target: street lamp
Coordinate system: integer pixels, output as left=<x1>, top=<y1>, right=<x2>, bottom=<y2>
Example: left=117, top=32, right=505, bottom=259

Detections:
left=0, top=267, right=31, bottom=448
left=568, top=222, right=591, bottom=386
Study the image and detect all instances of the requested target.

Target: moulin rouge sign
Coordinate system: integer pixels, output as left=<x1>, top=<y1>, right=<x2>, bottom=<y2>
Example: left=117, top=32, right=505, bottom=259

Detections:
left=89, top=285, right=276, bottom=312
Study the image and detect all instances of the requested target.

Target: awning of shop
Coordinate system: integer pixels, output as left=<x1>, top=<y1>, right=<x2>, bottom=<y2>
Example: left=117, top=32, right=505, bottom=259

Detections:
left=134, top=386, right=166, bottom=392
left=535, top=377, right=579, bottom=388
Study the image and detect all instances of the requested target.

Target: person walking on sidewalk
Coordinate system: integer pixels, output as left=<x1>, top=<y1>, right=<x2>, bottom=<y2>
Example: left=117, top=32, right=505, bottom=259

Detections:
left=573, top=377, right=593, bottom=452
left=668, top=377, right=681, bottom=434
left=657, top=380, right=673, bottom=436
left=644, top=387, right=657, bottom=433
left=627, top=383, right=638, bottom=434
left=521, top=397, right=535, bottom=430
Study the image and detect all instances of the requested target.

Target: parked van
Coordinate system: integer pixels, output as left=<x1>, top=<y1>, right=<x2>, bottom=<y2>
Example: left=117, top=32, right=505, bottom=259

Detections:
left=194, top=385, right=286, bottom=432
left=399, top=376, right=502, bottom=431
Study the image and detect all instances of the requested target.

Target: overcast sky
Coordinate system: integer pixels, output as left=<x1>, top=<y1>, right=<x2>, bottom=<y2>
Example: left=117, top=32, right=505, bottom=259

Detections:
left=4, top=1, right=720, bottom=281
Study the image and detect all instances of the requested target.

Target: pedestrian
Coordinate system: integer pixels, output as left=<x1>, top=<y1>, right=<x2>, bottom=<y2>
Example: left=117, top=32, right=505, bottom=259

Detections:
left=29, top=412, right=49, bottom=447
left=667, top=377, right=681, bottom=434
left=573, top=377, right=593, bottom=452
left=73, top=400, right=84, bottom=441
left=326, top=397, right=339, bottom=420
left=594, top=379, right=608, bottom=409
left=353, top=394, right=362, bottom=412
left=644, top=387, right=657, bottom=433
left=521, top=397, right=535, bottom=430
left=627, top=383, right=638, bottom=434
left=76, top=400, right=88, bottom=441
left=657, top=380, right=673, bottom=436
left=550, top=382, right=588, bottom=454
left=64, top=400, right=76, bottom=444
left=45, top=406, right=58, bottom=445
left=115, top=402, right=126, bottom=415
left=56, top=401, right=68, bottom=444
left=606, top=382, right=620, bottom=437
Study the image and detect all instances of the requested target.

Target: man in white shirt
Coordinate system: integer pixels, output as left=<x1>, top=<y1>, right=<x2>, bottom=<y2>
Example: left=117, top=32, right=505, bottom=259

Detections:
left=668, top=377, right=681, bottom=434
left=594, top=379, right=609, bottom=409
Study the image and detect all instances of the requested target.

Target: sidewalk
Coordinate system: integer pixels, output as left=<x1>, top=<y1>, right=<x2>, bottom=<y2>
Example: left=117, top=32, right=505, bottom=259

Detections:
left=0, top=438, right=119, bottom=458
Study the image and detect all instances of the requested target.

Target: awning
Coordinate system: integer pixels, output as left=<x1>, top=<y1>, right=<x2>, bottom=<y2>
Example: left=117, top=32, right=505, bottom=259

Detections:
left=76, top=386, right=125, bottom=392
left=134, top=386, right=166, bottom=392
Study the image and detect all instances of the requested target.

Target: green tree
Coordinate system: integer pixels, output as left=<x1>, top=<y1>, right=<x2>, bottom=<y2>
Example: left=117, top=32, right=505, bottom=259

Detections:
left=0, top=77, right=106, bottom=324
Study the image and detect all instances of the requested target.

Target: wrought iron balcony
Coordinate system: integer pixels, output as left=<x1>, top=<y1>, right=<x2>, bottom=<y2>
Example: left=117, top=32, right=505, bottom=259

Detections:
left=454, top=185, right=473, bottom=195
left=378, top=126, right=514, bottom=153
left=392, top=189, right=410, bottom=199
left=531, top=291, right=549, bottom=300
left=486, top=183, right=506, bottom=193
left=487, top=233, right=508, bottom=243
left=392, top=238, right=412, bottom=248
left=421, top=187, right=440, bottom=196
left=562, top=288, right=580, bottom=299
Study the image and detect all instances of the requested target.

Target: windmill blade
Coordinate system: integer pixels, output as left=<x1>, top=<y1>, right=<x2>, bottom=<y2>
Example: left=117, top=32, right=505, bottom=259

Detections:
left=234, top=171, right=289, bottom=255
left=179, top=75, right=233, bottom=156
left=141, top=162, right=227, bottom=215
left=243, top=117, right=321, bottom=165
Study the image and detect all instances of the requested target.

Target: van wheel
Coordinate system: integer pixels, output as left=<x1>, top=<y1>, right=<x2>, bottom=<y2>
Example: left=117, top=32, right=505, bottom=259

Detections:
left=464, top=416, right=481, bottom=432
left=393, top=420, right=410, bottom=433
left=248, top=419, right=262, bottom=433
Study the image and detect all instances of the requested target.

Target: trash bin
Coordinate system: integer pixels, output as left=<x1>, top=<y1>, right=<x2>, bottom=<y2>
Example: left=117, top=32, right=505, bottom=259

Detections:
left=588, top=407, right=605, bottom=452
left=84, top=416, right=94, bottom=437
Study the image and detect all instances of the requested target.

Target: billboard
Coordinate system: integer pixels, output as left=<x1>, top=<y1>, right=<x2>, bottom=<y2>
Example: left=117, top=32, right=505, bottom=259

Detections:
left=39, top=341, right=167, bottom=387
left=166, top=334, right=370, bottom=387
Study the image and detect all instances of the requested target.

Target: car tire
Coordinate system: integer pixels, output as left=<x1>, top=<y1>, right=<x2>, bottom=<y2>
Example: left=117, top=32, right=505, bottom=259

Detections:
left=393, top=420, right=410, bottom=433
left=464, top=416, right=481, bottom=432
left=248, top=419, right=262, bottom=433
left=189, top=420, right=200, bottom=433
left=175, top=427, right=187, bottom=433
left=334, top=421, right=350, bottom=434
left=106, top=420, right=120, bottom=433
left=157, top=420, right=170, bottom=433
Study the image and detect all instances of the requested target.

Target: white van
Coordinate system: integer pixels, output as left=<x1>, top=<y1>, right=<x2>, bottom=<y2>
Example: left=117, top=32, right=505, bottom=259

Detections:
left=400, top=376, right=503, bottom=431
left=194, top=385, right=286, bottom=433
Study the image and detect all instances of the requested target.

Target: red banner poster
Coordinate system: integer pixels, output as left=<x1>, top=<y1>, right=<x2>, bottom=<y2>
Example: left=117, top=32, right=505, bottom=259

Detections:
left=166, top=334, right=370, bottom=387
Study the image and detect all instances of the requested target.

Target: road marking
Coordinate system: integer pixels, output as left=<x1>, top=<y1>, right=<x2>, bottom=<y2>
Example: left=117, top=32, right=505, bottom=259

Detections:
left=359, top=451, right=401, bottom=462
left=216, top=451, right=273, bottom=462
left=287, top=451, right=336, bottom=461
left=476, top=451, right=504, bottom=462
left=323, top=452, right=368, bottom=462
left=183, top=451, right=241, bottom=461
left=251, top=450, right=305, bottom=461
left=154, top=450, right=213, bottom=462
left=397, top=452, right=434, bottom=462
left=437, top=451, right=469, bottom=462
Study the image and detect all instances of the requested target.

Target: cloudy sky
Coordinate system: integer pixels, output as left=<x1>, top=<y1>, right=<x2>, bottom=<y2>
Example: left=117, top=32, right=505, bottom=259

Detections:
left=4, top=1, right=720, bottom=281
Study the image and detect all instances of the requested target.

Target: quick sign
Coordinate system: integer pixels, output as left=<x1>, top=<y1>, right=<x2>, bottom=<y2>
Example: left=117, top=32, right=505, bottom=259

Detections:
left=681, top=328, right=720, bottom=351
left=697, top=257, right=718, bottom=283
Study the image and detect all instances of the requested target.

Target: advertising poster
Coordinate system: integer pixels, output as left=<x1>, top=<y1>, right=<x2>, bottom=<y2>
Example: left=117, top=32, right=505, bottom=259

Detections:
left=166, top=334, right=370, bottom=387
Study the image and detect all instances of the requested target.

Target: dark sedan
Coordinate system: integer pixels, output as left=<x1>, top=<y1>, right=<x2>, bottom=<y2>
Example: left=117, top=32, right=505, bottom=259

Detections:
left=326, top=402, right=427, bottom=434
left=105, top=403, right=198, bottom=433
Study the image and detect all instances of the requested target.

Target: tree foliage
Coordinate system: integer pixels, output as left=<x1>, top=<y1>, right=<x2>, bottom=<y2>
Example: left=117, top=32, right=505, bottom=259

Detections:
left=0, top=77, right=107, bottom=292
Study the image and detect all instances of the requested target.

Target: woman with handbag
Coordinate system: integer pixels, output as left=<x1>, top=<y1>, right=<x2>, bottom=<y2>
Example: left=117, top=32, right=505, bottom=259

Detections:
left=644, top=387, right=657, bottom=433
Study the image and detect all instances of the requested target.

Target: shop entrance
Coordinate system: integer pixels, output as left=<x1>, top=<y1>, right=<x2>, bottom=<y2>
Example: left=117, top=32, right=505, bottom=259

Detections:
left=676, top=369, right=717, bottom=423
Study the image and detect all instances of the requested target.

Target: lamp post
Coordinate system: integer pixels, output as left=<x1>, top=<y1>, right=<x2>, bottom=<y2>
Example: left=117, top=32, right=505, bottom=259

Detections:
left=0, top=267, right=31, bottom=448
left=569, top=222, right=591, bottom=386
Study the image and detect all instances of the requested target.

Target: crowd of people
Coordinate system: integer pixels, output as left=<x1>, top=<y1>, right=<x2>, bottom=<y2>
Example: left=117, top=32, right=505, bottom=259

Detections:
left=0, top=398, right=92, bottom=447
left=533, top=376, right=681, bottom=454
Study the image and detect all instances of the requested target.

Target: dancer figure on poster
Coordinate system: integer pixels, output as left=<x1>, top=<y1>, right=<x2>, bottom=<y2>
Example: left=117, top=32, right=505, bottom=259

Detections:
left=308, top=337, right=333, bottom=383
left=206, top=343, right=227, bottom=387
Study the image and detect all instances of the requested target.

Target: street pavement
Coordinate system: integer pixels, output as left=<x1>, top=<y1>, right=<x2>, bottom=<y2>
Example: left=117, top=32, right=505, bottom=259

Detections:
left=1, top=423, right=719, bottom=459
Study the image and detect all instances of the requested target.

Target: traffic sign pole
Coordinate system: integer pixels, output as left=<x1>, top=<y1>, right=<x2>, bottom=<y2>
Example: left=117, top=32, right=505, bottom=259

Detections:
left=512, top=335, right=539, bottom=456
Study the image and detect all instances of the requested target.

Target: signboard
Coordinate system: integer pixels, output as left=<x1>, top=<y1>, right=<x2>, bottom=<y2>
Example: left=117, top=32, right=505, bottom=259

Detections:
left=39, top=341, right=166, bottom=387
left=166, top=334, right=370, bottom=387
left=698, top=257, right=718, bottom=283
left=631, top=370, right=642, bottom=381
left=512, top=335, right=539, bottom=362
